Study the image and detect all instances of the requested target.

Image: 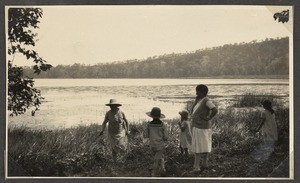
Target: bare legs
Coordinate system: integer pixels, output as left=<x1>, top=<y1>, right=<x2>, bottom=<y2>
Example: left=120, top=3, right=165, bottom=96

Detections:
left=193, top=153, right=208, bottom=170
left=202, top=153, right=208, bottom=168
left=152, top=159, right=159, bottom=176
left=152, top=158, right=166, bottom=176
left=194, top=153, right=201, bottom=170
left=152, top=150, right=166, bottom=177
left=180, top=146, right=189, bottom=155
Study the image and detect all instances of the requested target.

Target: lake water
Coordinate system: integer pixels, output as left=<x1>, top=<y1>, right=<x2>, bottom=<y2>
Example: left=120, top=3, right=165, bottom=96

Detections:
left=8, top=79, right=289, bottom=129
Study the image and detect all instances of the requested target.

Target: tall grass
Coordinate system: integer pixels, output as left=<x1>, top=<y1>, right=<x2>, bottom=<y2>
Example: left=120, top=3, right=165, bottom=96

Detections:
left=8, top=95, right=290, bottom=177
left=233, top=93, right=281, bottom=108
left=8, top=124, right=111, bottom=176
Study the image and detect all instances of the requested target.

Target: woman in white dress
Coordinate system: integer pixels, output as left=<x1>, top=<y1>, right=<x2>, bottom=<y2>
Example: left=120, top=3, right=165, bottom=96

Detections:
left=190, top=84, right=218, bottom=172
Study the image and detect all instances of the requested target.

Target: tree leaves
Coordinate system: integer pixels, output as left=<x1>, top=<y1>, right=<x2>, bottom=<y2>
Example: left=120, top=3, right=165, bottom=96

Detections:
left=8, top=62, right=44, bottom=116
left=8, top=8, right=52, bottom=116
left=40, top=64, right=52, bottom=71
left=8, top=8, right=42, bottom=45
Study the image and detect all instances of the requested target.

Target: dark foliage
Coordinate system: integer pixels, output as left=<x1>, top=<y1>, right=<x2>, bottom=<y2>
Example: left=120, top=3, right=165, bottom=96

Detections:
left=8, top=8, right=52, bottom=116
left=8, top=62, right=43, bottom=116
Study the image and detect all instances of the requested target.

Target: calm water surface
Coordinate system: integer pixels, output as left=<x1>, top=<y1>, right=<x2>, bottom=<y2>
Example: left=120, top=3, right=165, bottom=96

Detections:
left=8, top=79, right=289, bottom=129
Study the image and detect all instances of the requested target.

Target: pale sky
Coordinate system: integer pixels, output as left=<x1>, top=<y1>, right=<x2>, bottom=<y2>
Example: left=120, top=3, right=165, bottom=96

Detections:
left=7, top=5, right=293, bottom=66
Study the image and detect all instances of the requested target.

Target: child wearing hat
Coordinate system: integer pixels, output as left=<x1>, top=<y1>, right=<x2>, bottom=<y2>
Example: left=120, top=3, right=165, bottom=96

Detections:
left=145, top=107, right=168, bottom=177
left=100, top=99, right=129, bottom=163
left=178, top=110, right=192, bottom=156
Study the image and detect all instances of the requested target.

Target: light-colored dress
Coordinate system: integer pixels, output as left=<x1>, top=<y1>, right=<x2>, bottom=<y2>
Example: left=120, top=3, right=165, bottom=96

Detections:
left=191, top=128, right=212, bottom=153
left=190, top=97, right=216, bottom=153
left=104, top=110, right=128, bottom=151
left=261, top=109, right=278, bottom=142
left=250, top=110, right=278, bottom=161
left=179, top=120, right=192, bottom=149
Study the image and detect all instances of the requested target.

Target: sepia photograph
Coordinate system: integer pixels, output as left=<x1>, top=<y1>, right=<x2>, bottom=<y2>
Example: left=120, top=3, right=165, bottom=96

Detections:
left=5, top=4, right=294, bottom=179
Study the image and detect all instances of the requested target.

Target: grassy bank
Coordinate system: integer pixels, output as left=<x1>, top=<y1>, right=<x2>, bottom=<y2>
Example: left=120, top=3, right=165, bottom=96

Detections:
left=8, top=95, right=289, bottom=177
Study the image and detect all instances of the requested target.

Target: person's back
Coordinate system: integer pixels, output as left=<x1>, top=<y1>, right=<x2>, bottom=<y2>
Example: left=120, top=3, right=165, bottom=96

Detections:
left=261, top=109, right=278, bottom=142
left=251, top=99, right=278, bottom=162
left=145, top=107, right=168, bottom=176
left=147, top=119, right=168, bottom=150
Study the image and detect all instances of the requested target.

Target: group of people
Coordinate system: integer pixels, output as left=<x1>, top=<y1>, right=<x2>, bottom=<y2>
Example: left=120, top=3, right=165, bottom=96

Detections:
left=99, top=84, right=278, bottom=177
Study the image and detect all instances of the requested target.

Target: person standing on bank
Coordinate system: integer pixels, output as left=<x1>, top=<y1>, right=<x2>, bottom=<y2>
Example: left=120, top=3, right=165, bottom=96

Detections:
left=145, top=107, right=168, bottom=177
left=100, top=99, right=129, bottom=163
left=255, top=99, right=278, bottom=145
left=190, top=84, right=218, bottom=172
left=252, top=99, right=278, bottom=161
left=178, top=110, right=192, bottom=156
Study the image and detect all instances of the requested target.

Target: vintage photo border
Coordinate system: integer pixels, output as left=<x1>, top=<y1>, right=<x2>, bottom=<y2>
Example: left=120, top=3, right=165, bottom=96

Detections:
left=0, top=0, right=299, bottom=182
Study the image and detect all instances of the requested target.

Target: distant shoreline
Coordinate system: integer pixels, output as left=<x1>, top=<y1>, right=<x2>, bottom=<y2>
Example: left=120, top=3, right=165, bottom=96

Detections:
left=31, top=75, right=289, bottom=80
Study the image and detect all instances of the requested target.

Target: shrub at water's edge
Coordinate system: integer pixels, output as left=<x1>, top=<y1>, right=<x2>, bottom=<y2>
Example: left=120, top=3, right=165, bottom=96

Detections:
left=8, top=98, right=289, bottom=177
left=232, top=93, right=284, bottom=108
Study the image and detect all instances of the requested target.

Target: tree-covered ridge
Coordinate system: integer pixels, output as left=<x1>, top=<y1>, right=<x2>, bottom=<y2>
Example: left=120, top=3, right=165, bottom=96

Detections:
left=23, top=37, right=289, bottom=78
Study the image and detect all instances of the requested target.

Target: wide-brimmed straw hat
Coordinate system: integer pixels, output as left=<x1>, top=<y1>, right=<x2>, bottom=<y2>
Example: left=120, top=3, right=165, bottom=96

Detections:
left=105, top=99, right=122, bottom=106
left=179, top=109, right=189, bottom=118
left=146, top=107, right=165, bottom=118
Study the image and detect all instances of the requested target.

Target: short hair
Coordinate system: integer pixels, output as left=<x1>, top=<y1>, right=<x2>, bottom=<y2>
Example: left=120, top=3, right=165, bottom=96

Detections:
left=261, top=99, right=272, bottom=108
left=196, top=84, right=208, bottom=96
left=261, top=99, right=274, bottom=114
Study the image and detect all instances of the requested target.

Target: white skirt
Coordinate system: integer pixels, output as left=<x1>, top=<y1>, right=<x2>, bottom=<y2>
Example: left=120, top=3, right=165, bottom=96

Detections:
left=191, top=127, right=212, bottom=153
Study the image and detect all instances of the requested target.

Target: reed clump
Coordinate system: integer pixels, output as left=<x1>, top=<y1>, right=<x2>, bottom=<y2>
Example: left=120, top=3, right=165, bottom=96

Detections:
left=233, top=93, right=281, bottom=108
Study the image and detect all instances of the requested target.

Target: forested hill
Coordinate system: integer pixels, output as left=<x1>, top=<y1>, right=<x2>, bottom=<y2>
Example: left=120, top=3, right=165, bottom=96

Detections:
left=23, top=37, right=289, bottom=78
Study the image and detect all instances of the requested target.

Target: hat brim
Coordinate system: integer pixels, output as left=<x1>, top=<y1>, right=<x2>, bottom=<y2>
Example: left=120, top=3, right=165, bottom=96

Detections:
left=179, top=111, right=188, bottom=115
left=106, top=104, right=122, bottom=106
left=146, top=112, right=165, bottom=119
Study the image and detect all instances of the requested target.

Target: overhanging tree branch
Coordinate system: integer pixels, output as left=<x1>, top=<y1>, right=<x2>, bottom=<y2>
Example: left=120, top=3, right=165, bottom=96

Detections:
left=8, top=8, right=52, bottom=116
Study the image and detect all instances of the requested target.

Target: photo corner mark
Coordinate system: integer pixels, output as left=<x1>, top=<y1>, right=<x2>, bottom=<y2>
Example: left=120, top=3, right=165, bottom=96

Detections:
left=273, top=10, right=289, bottom=23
